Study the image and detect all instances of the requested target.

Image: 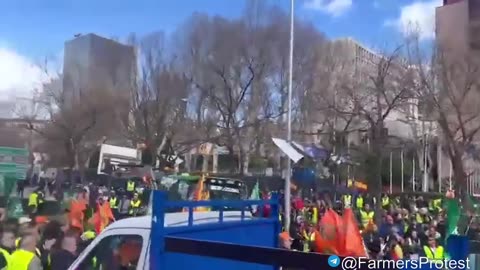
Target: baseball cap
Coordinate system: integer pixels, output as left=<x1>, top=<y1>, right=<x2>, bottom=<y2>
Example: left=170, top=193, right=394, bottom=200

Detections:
left=18, top=217, right=32, bottom=225
left=279, top=232, right=293, bottom=241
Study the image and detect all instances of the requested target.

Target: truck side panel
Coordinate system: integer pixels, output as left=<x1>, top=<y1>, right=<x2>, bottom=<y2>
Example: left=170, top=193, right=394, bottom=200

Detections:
left=150, top=191, right=279, bottom=270
left=165, top=221, right=276, bottom=270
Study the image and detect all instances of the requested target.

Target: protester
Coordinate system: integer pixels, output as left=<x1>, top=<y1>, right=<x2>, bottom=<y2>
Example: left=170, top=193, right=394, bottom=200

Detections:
left=10, top=234, right=42, bottom=270
left=421, top=237, right=445, bottom=260
left=49, top=233, right=78, bottom=270
left=279, top=232, right=293, bottom=250
left=0, top=229, right=16, bottom=269
left=129, top=193, right=142, bottom=217
left=126, top=179, right=136, bottom=198
left=118, top=193, right=131, bottom=219
left=28, top=189, right=44, bottom=217
left=109, top=190, right=119, bottom=219
left=0, top=167, right=469, bottom=269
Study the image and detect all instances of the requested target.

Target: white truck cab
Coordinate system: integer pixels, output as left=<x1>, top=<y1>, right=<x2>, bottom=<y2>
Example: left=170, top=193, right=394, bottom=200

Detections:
left=68, top=211, right=252, bottom=270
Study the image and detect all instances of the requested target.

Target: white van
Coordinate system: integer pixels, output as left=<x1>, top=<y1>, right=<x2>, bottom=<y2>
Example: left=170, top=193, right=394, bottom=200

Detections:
left=68, top=211, right=253, bottom=270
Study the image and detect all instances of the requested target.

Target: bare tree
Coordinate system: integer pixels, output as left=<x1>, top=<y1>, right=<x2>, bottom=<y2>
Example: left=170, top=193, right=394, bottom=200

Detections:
left=22, top=77, right=110, bottom=171
left=409, top=36, right=480, bottom=198
left=122, top=33, right=202, bottom=167
left=179, top=15, right=253, bottom=173
left=321, top=42, right=416, bottom=219
left=177, top=3, right=327, bottom=174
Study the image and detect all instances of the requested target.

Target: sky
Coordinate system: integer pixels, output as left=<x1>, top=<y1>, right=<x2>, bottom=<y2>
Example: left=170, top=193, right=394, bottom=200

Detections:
left=0, top=0, right=442, bottom=105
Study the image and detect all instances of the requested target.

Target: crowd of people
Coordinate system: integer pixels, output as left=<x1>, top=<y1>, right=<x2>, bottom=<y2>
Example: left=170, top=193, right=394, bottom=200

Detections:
left=278, top=191, right=468, bottom=262
left=0, top=175, right=468, bottom=269
left=0, top=179, right=147, bottom=270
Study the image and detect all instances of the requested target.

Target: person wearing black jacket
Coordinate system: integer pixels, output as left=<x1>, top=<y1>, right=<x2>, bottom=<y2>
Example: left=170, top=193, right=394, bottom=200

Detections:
left=50, top=234, right=78, bottom=270
left=39, top=221, right=64, bottom=270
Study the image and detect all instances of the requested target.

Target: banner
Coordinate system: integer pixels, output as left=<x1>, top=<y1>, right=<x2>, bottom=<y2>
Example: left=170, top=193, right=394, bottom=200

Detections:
left=314, top=209, right=344, bottom=254
left=70, top=199, right=87, bottom=231
left=89, top=202, right=114, bottom=233
left=314, top=209, right=366, bottom=257
left=343, top=208, right=367, bottom=257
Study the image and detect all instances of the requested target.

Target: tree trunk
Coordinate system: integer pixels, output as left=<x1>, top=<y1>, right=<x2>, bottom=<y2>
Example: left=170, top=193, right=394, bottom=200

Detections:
left=373, top=143, right=384, bottom=225
left=451, top=153, right=468, bottom=202
left=371, top=122, right=385, bottom=225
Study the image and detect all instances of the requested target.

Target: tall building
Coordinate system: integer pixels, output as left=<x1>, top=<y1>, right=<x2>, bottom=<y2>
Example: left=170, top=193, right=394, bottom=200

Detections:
left=331, top=38, right=381, bottom=70
left=436, top=0, right=480, bottom=193
left=436, top=0, right=480, bottom=55
left=62, top=34, right=136, bottom=141
left=62, top=33, right=136, bottom=103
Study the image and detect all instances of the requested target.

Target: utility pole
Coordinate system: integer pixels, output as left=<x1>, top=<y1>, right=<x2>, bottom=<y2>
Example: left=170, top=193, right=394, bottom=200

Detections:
left=284, top=0, right=295, bottom=233
left=422, top=117, right=428, bottom=192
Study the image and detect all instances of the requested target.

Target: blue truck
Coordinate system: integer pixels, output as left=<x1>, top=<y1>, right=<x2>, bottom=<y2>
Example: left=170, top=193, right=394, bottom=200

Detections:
left=68, top=191, right=363, bottom=270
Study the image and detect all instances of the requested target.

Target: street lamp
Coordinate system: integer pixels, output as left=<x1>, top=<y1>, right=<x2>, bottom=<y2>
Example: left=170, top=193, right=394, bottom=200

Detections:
left=284, top=0, right=294, bottom=233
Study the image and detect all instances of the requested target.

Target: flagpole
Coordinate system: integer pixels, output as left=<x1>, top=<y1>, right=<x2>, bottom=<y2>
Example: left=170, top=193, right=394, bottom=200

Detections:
left=347, top=139, right=351, bottom=180
left=284, top=0, right=294, bottom=233
left=423, top=128, right=429, bottom=192
left=438, top=141, right=442, bottom=193
left=449, top=160, right=452, bottom=190
left=401, top=149, right=404, bottom=192
left=412, top=157, right=416, bottom=191
left=389, top=151, right=393, bottom=194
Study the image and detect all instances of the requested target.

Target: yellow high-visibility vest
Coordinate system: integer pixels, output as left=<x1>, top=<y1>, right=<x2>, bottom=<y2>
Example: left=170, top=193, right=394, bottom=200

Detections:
left=360, top=210, right=374, bottom=227
left=343, top=195, right=352, bottom=207
left=109, top=197, right=118, bottom=209
left=9, top=249, right=35, bottom=270
left=82, top=230, right=96, bottom=240
left=311, top=208, right=318, bottom=224
left=126, top=181, right=135, bottom=192
left=423, top=246, right=444, bottom=260
left=302, top=232, right=315, bottom=252
left=382, top=197, right=389, bottom=207
left=356, top=197, right=364, bottom=209
left=416, top=213, right=428, bottom=224
left=129, top=200, right=141, bottom=214
left=303, top=231, right=315, bottom=242
left=433, top=199, right=442, bottom=210
left=14, top=239, right=40, bottom=257
left=0, top=248, right=11, bottom=269
left=28, top=193, right=38, bottom=207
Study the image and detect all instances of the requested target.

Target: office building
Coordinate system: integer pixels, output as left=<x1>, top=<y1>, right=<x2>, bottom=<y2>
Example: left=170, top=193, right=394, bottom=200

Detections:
left=62, top=33, right=136, bottom=103
left=62, top=34, right=136, bottom=141
left=436, top=0, right=480, bottom=55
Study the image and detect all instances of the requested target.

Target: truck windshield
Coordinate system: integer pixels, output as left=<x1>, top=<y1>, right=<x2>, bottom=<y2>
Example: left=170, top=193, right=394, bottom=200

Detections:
left=159, top=175, right=246, bottom=202
left=204, top=178, right=245, bottom=200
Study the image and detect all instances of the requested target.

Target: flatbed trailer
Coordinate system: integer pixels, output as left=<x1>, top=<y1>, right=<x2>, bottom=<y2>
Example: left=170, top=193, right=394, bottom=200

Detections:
left=69, top=190, right=379, bottom=270
left=149, top=191, right=377, bottom=270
